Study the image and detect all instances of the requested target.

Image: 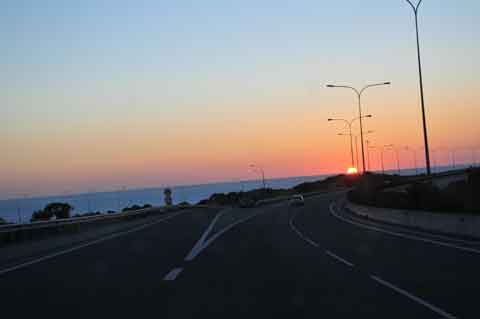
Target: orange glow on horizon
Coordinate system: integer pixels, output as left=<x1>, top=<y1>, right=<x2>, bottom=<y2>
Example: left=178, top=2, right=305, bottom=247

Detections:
left=346, top=167, right=358, bottom=175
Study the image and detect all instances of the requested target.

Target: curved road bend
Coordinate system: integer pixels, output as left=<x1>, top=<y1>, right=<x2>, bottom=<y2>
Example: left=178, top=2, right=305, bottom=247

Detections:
left=1, top=194, right=478, bottom=318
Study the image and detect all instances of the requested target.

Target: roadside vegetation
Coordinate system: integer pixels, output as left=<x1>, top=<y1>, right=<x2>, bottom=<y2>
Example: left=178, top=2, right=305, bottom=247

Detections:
left=197, top=174, right=350, bottom=207
left=349, top=168, right=480, bottom=213
left=30, top=203, right=153, bottom=222
left=22, top=174, right=350, bottom=223
left=31, top=203, right=74, bottom=222
left=122, top=204, right=152, bottom=212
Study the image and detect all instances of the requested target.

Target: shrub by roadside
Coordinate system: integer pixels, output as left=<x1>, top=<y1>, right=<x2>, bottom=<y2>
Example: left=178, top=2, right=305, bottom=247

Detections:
left=31, top=203, right=73, bottom=222
left=122, top=204, right=152, bottom=212
left=196, top=174, right=350, bottom=207
left=72, top=211, right=102, bottom=218
left=349, top=168, right=480, bottom=214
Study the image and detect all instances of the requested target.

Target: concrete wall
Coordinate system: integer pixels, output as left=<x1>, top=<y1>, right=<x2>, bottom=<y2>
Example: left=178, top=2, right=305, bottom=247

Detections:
left=346, top=201, right=480, bottom=239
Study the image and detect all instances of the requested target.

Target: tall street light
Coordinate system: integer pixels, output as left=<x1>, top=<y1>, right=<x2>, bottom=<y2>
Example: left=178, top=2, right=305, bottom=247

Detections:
left=326, top=82, right=390, bottom=173
left=381, top=144, right=394, bottom=175
left=354, top=135, right=359, bottom=170
left=431, top=149, right=437, bottom=173
left=472, top=148, right=479, bottom=167
left=384, top=145, right=401, bottom=175
left=340, top=130, right=375, bottom=170
left=366, top=140, right=372, bottom=171
left=404, top=0, right=431, bottom=175
left=394, top=147, right=401, bottom=175
left=335, top=131, right=354, bottom=168
left=368, top=144, right=378, bottom=171
left=249, top=164, right=266, bottom=189
left=450, top=148, right=456, bottom=169
left=404, top=146, right=419, bottom=175
left=328, top=115, right=372, bottom=169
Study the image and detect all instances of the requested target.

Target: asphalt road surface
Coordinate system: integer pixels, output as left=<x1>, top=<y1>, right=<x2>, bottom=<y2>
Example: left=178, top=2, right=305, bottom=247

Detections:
left=1, top=192, right=479, bottom=318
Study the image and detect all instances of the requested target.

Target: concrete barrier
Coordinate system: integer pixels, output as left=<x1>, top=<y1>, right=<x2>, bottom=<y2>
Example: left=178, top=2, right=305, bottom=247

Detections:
left=346, top=201, right=480, bottom=239
left=0, top=204, right=206, bottom=245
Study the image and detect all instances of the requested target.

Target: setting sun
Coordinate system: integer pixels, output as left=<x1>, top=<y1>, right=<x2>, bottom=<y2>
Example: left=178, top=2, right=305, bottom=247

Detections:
left=346, top=167, right=358, bottom=175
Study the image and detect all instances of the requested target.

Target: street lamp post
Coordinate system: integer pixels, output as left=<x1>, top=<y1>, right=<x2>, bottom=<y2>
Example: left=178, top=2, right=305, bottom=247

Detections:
left=404, top=0, right=431, bottom=175
left=450, top=149, right=456, bottom=169
left=340, top=131, right=375, bottom=171
left=405, top=146, right=419, bottom=175
left=16, top=200, right=22, bottom=224
left=329, top=115, right=372, bottom=169
left=330, top=119, right=354, bottom=168
left=366, top=140, right=371, bottom=171
left=327, top=82, right=390, bottom=174
left=362, top=131, right=375, bottom=171
left=431, top=149, right=437, bottom=173
left=381, top=144, right=394, bottom=175
left=394, top=147, right=401, bottom=175
left=249, top=164, right=266, bottom=189
left=336, top=132, right=354, bottom=168
left=368, top=144, right=378, bottom=172
left=354, top=135, right=359, bottom=170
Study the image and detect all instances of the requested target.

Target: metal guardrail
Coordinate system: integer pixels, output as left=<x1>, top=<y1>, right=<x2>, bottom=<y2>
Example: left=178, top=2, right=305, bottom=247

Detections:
left=0, top=203, right=213, bottom=234
left=0, top=207, right=160, bottom=234
left=0, top=204, right=212, bottom=244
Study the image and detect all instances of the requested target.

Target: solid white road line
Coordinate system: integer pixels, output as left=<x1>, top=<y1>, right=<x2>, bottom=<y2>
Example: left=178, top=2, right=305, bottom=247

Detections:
left=184, top=209, right=227, bottom=261
left=163, top=267, right=183, bottom=281
left=164, top=207, right=274, bottom=281
left=325, top=250, right=354, bottom=267
left=289, top=211, right=319, bottom=248
left=0, top=211, right=187, bottom=276
left=370, top=275, right=457, bottom=319
left=345, top=208, right=480, bottom=245
left=329, top=203, right=480, bottom=255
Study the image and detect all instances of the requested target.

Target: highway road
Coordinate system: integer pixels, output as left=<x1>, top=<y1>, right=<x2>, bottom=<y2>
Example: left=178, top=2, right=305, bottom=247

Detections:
left=1, top=192, right=479, bottom=318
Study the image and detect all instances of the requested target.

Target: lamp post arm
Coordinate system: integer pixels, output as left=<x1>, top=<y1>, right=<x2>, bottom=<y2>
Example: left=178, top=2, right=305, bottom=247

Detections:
left=405, top=0, right=417, bottom=12
left=406, top=0, right=422, bottom=13
left=330, top=85, right=360, bottom=97
left=359, top=83, right=390, bottom=96
left=329, top=118, right=351, bottom=132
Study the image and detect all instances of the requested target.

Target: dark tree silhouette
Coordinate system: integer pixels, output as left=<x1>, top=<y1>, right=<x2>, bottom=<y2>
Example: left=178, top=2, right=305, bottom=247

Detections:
left=31, top=202, right=73, bottom=221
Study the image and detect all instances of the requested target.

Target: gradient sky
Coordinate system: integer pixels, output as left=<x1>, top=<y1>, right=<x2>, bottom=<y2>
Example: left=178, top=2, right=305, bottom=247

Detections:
left=2, top=0, right=479, bottom=199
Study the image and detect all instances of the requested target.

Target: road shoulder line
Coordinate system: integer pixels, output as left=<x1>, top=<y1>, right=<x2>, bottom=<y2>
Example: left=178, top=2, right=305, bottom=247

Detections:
left=325, top=250, right=354, bottom=267
left=370, top=275, right=457, bottom=319
left=330, top=202, right=480, bottom=255
left=0, top=210, right=187, bottom=276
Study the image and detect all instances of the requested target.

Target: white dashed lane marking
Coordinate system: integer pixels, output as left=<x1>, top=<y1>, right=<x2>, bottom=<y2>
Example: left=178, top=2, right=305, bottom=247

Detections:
left=325, top=250, right=354, bottom=267
left=370, top=275, right=457, bottom=319
left=163, top=268, right=183, bottom=281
